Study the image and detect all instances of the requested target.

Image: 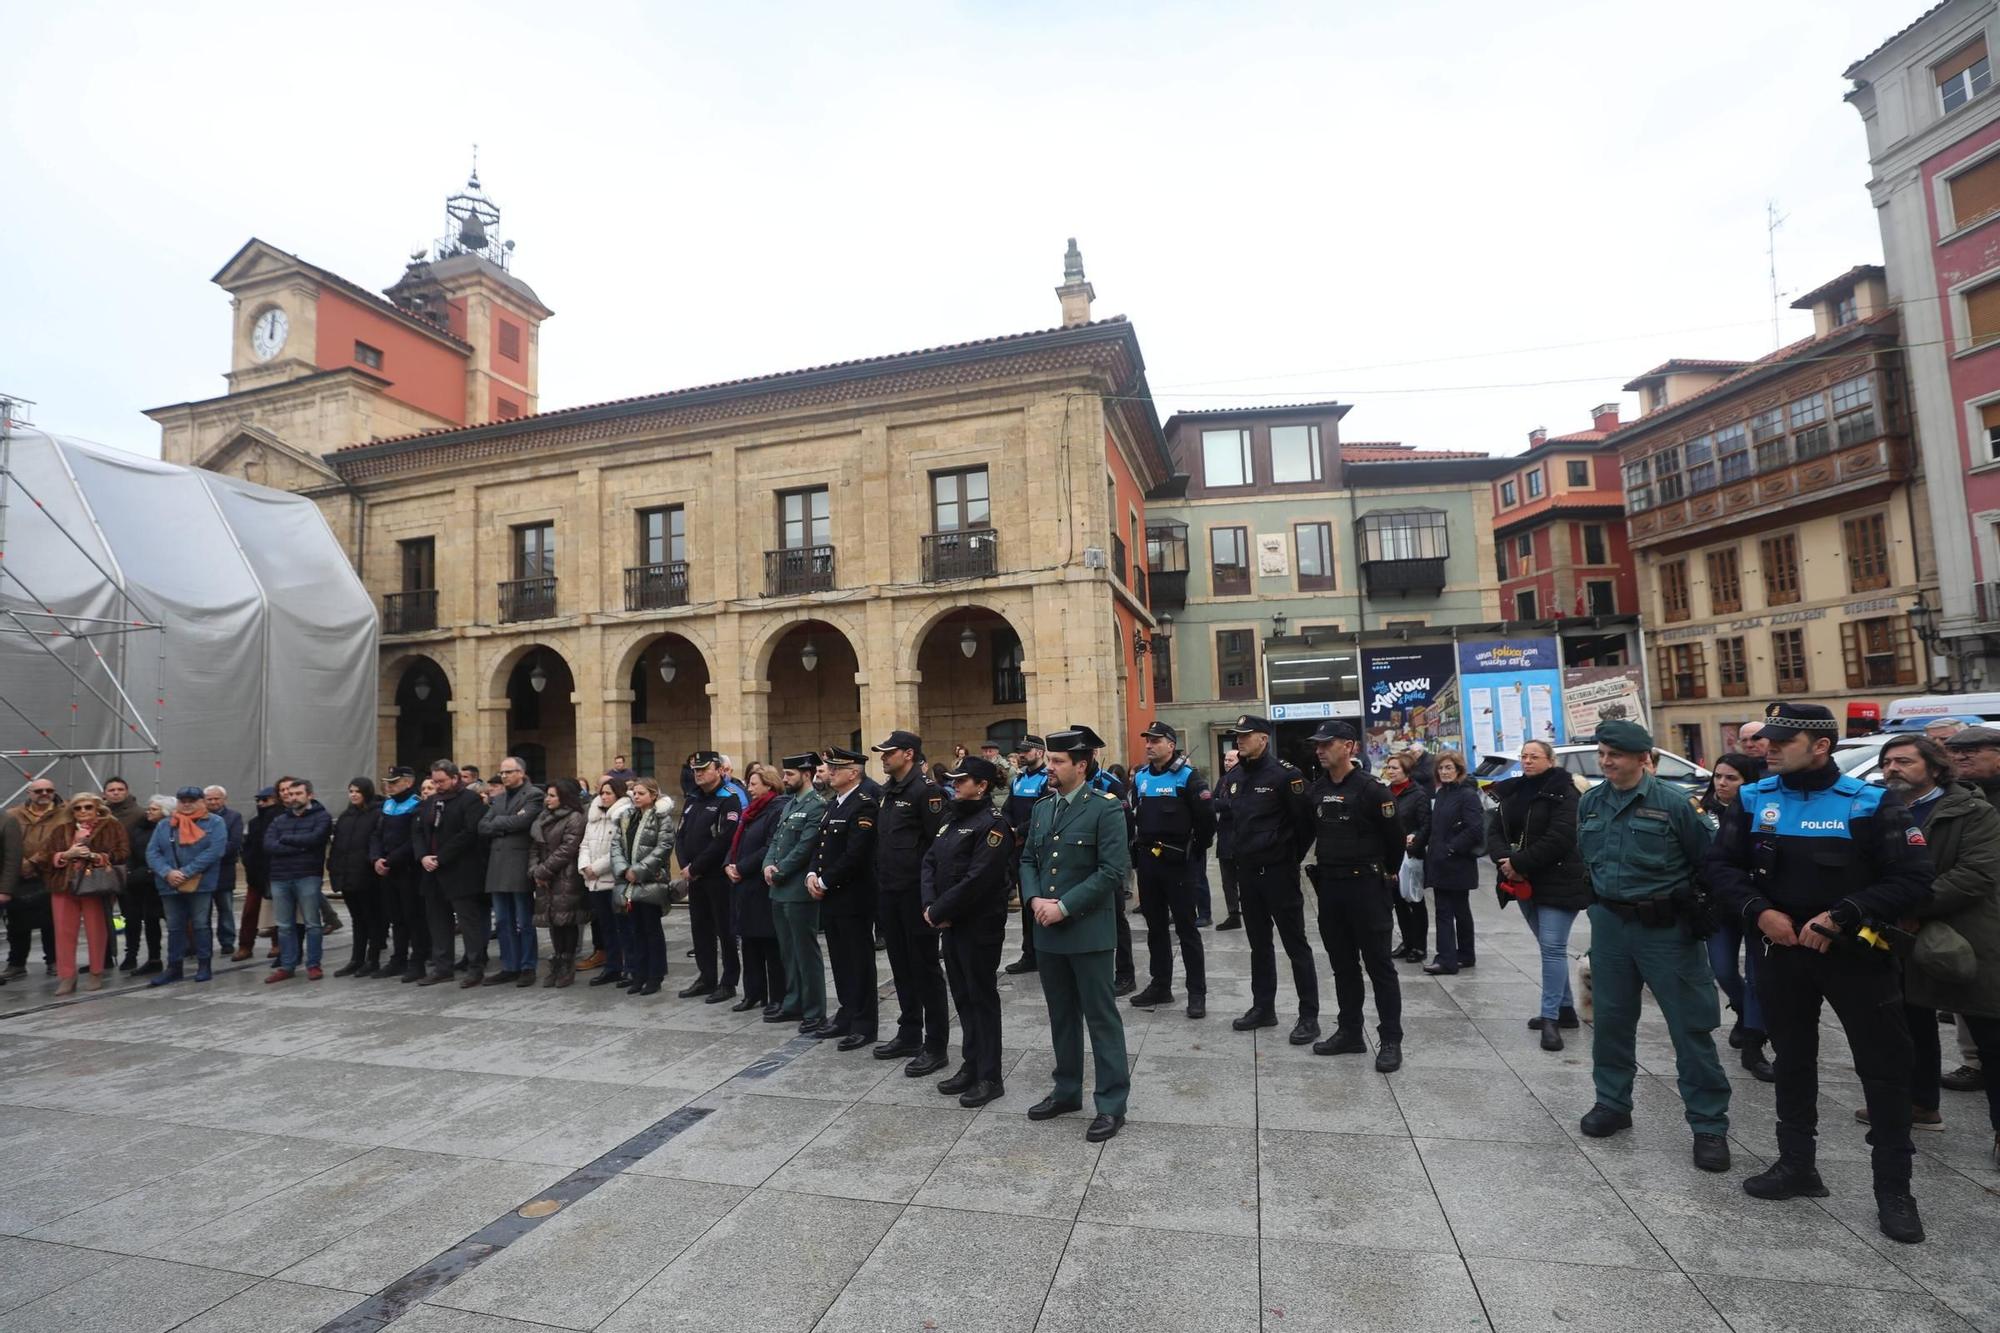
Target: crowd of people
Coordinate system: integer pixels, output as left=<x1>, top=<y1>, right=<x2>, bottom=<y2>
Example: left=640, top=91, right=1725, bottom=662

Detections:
left=2, top=703, right=1994, bottom=1197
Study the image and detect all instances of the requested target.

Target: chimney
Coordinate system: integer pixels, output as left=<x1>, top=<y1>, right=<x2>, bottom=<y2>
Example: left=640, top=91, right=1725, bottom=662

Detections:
left=1591, top=402, right=1620, bottom=433
left=1056, top=237, right=1095, bottom=327
left=1528, top=428, right=1548, bottom=448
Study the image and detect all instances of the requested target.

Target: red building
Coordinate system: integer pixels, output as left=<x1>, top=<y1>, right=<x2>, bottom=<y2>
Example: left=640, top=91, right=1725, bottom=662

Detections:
left=1490, top=404, right=1640, bottom=659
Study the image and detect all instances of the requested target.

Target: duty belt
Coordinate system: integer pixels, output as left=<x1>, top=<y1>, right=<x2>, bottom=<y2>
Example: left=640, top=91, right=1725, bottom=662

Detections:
left=1317, top=863, right=1383, bottom=879
left=1602, top=896, right=1678, bottom=928
left=1142, top=840, right=1189, bottom=859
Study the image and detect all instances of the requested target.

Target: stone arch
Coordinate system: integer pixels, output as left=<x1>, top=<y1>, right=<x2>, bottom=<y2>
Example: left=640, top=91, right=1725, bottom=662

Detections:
left=490, top=643, right=578, bottom=784
left=893, top=593, right=1036, bottom=675
left=744, top=605, right=869, bottom=682
left=384, top=652, right=454, bottom=773
left=618, top=630, right=715, bottom=782
left=605, top=620, right=722, bottom=695
left=909, top=602, right=1034, bottom=759
left=761, top=617, right=864, bottom=764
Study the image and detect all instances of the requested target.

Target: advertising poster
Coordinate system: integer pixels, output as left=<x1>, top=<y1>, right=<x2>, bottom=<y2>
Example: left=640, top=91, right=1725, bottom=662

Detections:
left=1361, top=645, right=1461, bottom=771
left=1457, top=637, right=1565, bottom=767
left=1560, top=666, right=1647, bottom=738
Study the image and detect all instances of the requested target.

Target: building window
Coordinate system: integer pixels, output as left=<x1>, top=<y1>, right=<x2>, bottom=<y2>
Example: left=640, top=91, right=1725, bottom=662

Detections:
left=1151, top=635, right=1173, bottom=704
left=1295, top=522, right=1334, bottom=591
left=354, top=340, right=383, bottom=370
left=1216, top=629, right=1257, bottom=701
left=1496, top=545, right=1509, bottom=580
left=1622, top=458, right=1652, bottom=512
left=1660, top=559, right=1691, bottom=622
left=1679, top=434, right=1714, bottom=493
left=1201, top=428, right=1252, bottom=488
left=992, top=628, right=1027, bottom=705
left=1760, top=533, right=1801, bottom=605
left=1843, top=512, right=1892, bottom=592
left=1841, top=616, right=1918, bottom=689
left=1653, top=446, right=1684, bottom=502
left=1750, top=408, right=1787, bottom=472
left=1655, top=643, right=1708, bottom=701
left=1514, top=532, right=1532, bottom=564
left=1358, top=510, right=1448, bottom=561
left=932, top=467, right=990, bottom=532
left=1514, top=589, right=1538, bottom=620
left=1937, top=37, right=1992, bottom=113
left=1585, top=579, right=1616, bottom=615
left=631, top=738, right=655, bottom=778
left=1269, top=424, right=1322, bottom=484
left=1772, top=628, right=1809, bottom=693
left=1525, top=468, right=1544, bottom=499
left=779, top=486, right=831, bottom=549
left=1788, top=393, right=1830, bottom=460
left=1706, top=547, right=1742, bottom=614
left=1830, top=374, right=1879, bottom=447
left=399, top=537, right=435, bottom=591
left=1716, top=424, right=1750, bottom=483
left=1982, top=401, right=2000, bottom=463
left=1834, top=294, right=1859, bottom=326
left=1950, top=152, right=2000, bottom=230
left=1566, top=459, right=1591, bottom=487
left=514, top=522, right=555, bottom=579
left=1211, top=526, right=1251, bottom=596
left=1717, top=636, right=1749, bottom=696
left=498, top=320, right=522, bottom=362
left=638, top=505, right=685, bottom=566
left=1968, top=280, right=2000, bottom=349
left=1581, top=524, right=1607, bottom=565
left=1500, top=479, right=1518, bottom=507
left=497, top=398, right=521, bottom=419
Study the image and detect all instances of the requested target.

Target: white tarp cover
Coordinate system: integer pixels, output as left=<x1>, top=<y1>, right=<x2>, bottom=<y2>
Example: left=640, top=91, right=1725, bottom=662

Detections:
left=1, top=428, right=376, bottom=805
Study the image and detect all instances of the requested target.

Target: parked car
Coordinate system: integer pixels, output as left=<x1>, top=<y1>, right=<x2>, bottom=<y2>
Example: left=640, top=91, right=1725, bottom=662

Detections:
left=1472, top=743, right=1711, bottom=796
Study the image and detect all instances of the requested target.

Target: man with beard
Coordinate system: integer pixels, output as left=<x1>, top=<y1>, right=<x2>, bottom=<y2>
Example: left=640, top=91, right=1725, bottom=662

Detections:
left=764, top=753, right=828, bottom=1031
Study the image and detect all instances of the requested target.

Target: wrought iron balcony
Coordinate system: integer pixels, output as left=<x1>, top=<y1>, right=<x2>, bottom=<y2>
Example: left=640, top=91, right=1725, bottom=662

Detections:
left=1147, top=570, right=1188, bottom=610
left=1360, top=557, right=1447, bottom=597
left=383, top=589, right=437, bottom=634
left=764, top=545, right=835, bottom=597
left=623, top=561, right=690, bottom=611
left=498, top=576, right=558, bottom=623
left=1111, top=535, right=1128, bottom=586
left=921, top=528, right=998, bottom=582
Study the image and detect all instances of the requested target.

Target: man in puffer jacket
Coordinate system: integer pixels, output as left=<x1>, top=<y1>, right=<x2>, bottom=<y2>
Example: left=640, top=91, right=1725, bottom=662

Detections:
left=262, top=777, right=333, bottom=981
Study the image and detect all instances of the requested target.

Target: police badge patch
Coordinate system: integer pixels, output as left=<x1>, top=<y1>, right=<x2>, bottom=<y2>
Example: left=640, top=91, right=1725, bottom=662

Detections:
left=1380, top=802, right=1396, bottom=819
left=927, top=794, right=944, bottom=814
left=1290, top=778, right=1305, bottom=793
left=987, top=828, right=1005, bottom=848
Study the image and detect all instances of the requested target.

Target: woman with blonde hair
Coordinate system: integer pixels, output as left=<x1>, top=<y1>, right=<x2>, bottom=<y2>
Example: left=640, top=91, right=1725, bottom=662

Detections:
left=33, top=792, right=129, bottom=994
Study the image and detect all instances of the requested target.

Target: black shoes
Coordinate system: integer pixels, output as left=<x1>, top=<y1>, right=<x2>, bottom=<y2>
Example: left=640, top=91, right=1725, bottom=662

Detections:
left=1579, top=1104, right=1633, bottom=1138
left=1028, top=1095, right=1083, bottom=1121
left=1127, top=983, right=1174, bottom=1010
left=938, top=1065, right=978, bottom=1096
left=417, top=971, right=451, bottom=986
left=1743, top=1160, right=1827, bottom=1200
left=1215, top=915, right=1242, bottom=931
left=637, top=980, right=662, bottom=996
left=1003, top=957, right=1037, bottom=975
left=1186, top=994, right=1206, bottom=1020
left=490, top=970, right=520, bottom=985
left=836, top=1033, right=874, bottom=1052
left=1876, top=1191, right=1925, bottom=1244
left=729, top=995, right=760, bottom=1012
left=1374, top=1043, right=1402, bottom=1073
left=875, top=1039, right=922, bottom=1061
left=958, top=1081, right=1004, bottom=1108
left=589, top=970, right=625, bottom=988
left=1113, top=976, right=1137, bottom=998
left=704, top=986, right=737, bottom=1005
left=515, top=970, right=536, bottom=988
left=1232, top=1007, right=1278, bottom=1032
left=1941, top=1063, right=1987, bottom=1092
left=1288, top=1018, right=1320, bottom=1046
left=1728, top=1017, right=1746, bottom=1049
left=1692, top=1134, right=1731, bottom=1173
left=335, top=956, right=363, bottom=977
left=678, top=979, right=716, bottom=999
left=1527, top=1007, right=1581, bottom=1030
left=764, top=1008, right=802, bottom=1024
left=1740, top=1037, right=1775, bottom=1083
left=1313, top=1027, right=1366, bottom=1056
left=1540, top=1022, right=1564, bottom=1053
left=1422, top=961, right=1458, bottom=975
left=904, top=1051, right=948, bottom=1078
left=1086, top=1114, right=1124, bottom=1143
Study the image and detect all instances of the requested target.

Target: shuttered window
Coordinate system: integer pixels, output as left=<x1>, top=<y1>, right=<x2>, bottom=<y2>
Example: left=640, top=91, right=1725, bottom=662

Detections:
left=1966, top=278, right=2000, bottom=346
left=1952, top=154, right=2000, bottom=230
left=1981, top=401, right=2000, bottom=462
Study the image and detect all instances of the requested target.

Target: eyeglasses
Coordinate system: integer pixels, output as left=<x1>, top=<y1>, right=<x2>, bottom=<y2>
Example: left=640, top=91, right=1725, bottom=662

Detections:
left=29, top=787, right=55, bottom=796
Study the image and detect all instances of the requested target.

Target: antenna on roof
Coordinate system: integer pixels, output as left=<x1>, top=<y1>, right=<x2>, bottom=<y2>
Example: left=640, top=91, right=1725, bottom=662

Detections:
left=1766, top=200, right=1789, bottom=350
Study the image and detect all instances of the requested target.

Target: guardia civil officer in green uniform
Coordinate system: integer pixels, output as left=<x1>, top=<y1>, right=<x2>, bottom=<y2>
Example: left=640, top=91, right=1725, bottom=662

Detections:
left=763, top=753, right=829, bottom=1034
left=1020, top=726, right=1133, bottom=1142
left=1573, top=719, right=1733, bottom=1173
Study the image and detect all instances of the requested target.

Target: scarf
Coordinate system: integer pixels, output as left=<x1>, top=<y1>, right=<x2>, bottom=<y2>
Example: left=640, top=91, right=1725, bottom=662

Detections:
left=728, top=790, right=778, bottom=862
left=170, top=809, right=207, bottom=846
left=1390, top=780, right=1412, bottom=797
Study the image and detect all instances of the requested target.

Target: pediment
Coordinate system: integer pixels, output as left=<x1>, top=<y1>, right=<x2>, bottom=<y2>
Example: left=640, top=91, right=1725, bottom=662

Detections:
left=200, top=426, right=344, bottom=489
left=212, top=238, right=317, bottom=294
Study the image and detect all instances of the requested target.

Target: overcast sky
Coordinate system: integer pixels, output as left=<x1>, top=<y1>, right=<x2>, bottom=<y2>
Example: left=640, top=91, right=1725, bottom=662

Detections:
left=3, top=0, right=1912, bottom=460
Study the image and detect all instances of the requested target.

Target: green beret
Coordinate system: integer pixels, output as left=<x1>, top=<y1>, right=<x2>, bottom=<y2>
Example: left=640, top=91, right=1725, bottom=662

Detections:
left=1593, top=719, right=1654, bottom=754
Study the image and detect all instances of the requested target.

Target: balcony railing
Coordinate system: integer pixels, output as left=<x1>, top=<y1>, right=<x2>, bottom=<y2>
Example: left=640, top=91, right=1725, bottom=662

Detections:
left=1360, top=557, right=1448, bottom=596
left=624, top=562, right=690, bottom=611
left=765, top=545, right=835, bottom=597
left=1147, top=569, right=1188, bottom=610
left=383, top=589, right=437, bottom=634
left=921, top=528, right=998, bottom=582
left=498, top=576, right=558, bottom=623
left=1131, top=566, right=1148, bottom=608
left=1111, top=535, right=1128, bottom=585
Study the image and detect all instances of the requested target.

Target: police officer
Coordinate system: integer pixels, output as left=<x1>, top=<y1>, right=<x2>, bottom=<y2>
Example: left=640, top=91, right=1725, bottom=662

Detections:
left=870, top=729, right=951, bottom=1075
left=764, top=753, right=829, bottom=1033
left=1302, top=719, right=1405, bottom=1071
left=1070, top=722, right=1139, bottom=996
left=1574, top=719, right=1731, bottom=1172
left=922, top=755, right=1013, bottom=1107
left=808, top=748, right=881, bottom=1049
left=677, top=752, right=746, bottom=1002
left=1218, top=714, right=1320, bottom=1044
left=1020, top=727, right=1133, bottom=1142
left=1128, top=720, right=1214, bottom=1019
left=1003, top=735, right=1051, bottom=975
left=1707, top=703, right=1934, bottom=1245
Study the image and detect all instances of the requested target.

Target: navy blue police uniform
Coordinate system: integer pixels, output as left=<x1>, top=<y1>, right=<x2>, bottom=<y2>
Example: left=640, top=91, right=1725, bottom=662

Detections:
left=1217, top=715, right=1320, bottom=1039
left=921, top=756, right=1015, bottom=1103
left=677, top=754, right=747, bottom=997
left=1129, top=720, right=1215, bottom=1011
left=870, top=730, right=951, bottom=1068
left=811, top=750, right=882, bottom=1048
left=1302, top=720, right=1405, bottom=1066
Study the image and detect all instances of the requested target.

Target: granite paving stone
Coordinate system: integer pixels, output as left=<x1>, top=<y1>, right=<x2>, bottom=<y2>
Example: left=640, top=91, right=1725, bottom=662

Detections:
left=624, top=1090, right=846, bottom=1187
left=0, top=1235, right=126, bottom=1316
left=1468, top=1257, right=1730, bottom=1333
left=912, top=1109, right=1104, bottom=1218
left=1258, top=1241, right=1490, bottom=1332
left=1421, top=1136, right=1674, bottom=1269
left=1258, top=1129, right=1458, bottom=1252
left=1078, top=1121, right=1258, bottom=1236
left=764, top=1101, right=974, bottom=1202
left=166, top=1278, right=362, bottom=1333
left=1035, top=1221, right=1257, bottom=1333
left=815, top=1205, right=1072, bottom=1333
left=0, top=1255, right=256, bottom=1333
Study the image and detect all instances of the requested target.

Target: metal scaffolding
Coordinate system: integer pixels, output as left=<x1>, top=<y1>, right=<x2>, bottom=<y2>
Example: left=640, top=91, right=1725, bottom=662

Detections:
left=0, top=393, right=165, bottom=804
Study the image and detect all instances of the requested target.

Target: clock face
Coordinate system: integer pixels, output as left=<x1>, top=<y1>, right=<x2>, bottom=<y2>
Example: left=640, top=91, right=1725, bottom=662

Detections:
left=250, top=308, right=289, bottom=362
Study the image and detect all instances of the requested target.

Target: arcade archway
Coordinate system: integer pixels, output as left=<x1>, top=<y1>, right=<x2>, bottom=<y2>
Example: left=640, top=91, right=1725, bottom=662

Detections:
left=764, top=619, right=861, bottom=763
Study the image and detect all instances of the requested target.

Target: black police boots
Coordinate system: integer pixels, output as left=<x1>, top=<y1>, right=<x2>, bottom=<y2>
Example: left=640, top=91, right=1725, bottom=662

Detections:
left=1127, top=982, right=1174, bottom=1011
left=1740, top=1031, right=1775, bottom=1083
left=1691, top=1133, right=1731, bottom=1173
left=1876, top=1190, right=1925, bottom=1244
left=1579, top=1104, right=1634, bottom=1138
left=1743, top=1159, right=1828, bottom=1200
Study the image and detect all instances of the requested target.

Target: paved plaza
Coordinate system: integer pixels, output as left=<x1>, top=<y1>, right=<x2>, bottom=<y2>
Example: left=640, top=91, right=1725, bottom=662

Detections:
left=1, top=884, right=1997, bottom=1333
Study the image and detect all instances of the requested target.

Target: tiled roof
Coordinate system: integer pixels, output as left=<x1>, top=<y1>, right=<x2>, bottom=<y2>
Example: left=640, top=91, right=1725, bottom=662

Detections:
left=1342, top=446, right=1489, bottom=461
left=216, top=239, right=476, bottom=354
left=1846, top=1, right=1954, bottom=77
left=1545, top=429, right=1612, bottom=444
left=1620, top=358, right=1753, bottom=391
left=1165, top=400, right=1346, bottom=421
left=1790, top=264, right=1885, bottom=310
left=343, top=317, right=1140, bottom=452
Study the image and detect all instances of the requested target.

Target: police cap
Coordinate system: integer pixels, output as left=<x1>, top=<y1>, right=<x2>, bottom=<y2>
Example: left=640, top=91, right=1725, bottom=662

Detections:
left=1593, top=719, right=1654, bottom=754
left=1307, top=719, right=1359, bottom=744
left=384, top=765, right=416, bottom=781
left=1220, top=714, right=1272, bottom=737
left=1944, top=724, right=2000, bottom=751
left=1063, top=723, right=1108, bottom=750
left=781, top=752, right=821, bottom=773
left=870, top=730, right=922, bottom=754
left=1043, top=728, right=1096, bottom=757
left=1013, top=734, right=1046, bottom=754
left=1140, top=720, right=1178, bottom=744
left=824, top=747, right=865, bottom=767
left=689, top=751, right=723, bottom=770
left=943, top=755, right=1000, bottom=785
left=1758, top=703, right=1840, bottom=740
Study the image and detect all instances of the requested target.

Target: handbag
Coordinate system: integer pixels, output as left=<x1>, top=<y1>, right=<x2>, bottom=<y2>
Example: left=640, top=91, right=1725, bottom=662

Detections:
left=73, top=863, right=124, bottom=898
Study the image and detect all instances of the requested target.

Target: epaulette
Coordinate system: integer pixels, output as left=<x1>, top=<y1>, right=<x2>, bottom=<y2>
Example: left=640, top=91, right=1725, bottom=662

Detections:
left=1101, top=791, right=1120, bottom=802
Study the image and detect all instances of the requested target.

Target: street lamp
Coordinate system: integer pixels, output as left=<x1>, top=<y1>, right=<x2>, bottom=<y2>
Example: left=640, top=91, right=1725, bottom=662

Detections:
left=1132, top=627, right=1150, bottom=657
left=1271, top=610, right=1288, bottom=638
left=412, top=675, right=432, bottom=702
left=1910, top=591, right=1943, bottom=688
left=657, top=649, right=677, bottom=685
left=801, top=637, right=820, bottom=672
left=959, top=625, right=978, bottom=659
left=528, top=658, right=548, bottom=694
left=1157, top=613, right=1174, bottom=641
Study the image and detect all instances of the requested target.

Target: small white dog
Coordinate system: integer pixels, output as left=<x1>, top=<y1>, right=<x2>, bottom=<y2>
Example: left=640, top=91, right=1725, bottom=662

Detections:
left=1573, top=953, right=1594, bottom=1022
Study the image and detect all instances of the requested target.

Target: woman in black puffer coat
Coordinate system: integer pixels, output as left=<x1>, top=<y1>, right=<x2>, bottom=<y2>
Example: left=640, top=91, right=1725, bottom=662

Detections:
left=1382, top=753, right=1432, bottom=962
left=1413, top=751, right=1484, bottom=974
left=328, top=779, right=384, bottom=977
left=1484, top=740, right=1591, bottom=1049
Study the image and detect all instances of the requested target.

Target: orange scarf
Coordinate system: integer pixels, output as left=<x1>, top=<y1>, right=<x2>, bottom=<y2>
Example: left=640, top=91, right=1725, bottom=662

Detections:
left=171, top=810, right=207, bottom=845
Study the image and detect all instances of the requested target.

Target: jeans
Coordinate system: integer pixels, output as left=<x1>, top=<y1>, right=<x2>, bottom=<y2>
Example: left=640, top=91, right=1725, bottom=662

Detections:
left=161, top=889, right=215, bottom=967
left=1706, top=920, right=1763, bottom=1031
left=1517, top=900, right=1577, bottom=1021
left=211, top=885, right=237, bottom=952
left=492, top=891, right=538, bottom=973
left=269, top=876, right=324, bottom=970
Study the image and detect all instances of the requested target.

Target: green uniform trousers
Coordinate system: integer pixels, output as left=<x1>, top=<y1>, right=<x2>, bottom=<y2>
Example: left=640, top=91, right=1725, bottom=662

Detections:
left=771, top=898, right=825, bottom=1026
left=1587, top=904, right=1730, bottom=1135
left=1039, top=948, right=1130, bottom=1117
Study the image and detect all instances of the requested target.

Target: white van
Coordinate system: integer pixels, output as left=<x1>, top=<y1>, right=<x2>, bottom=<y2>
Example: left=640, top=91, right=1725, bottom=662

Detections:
left=1880, top=693, right=2000, bottom=728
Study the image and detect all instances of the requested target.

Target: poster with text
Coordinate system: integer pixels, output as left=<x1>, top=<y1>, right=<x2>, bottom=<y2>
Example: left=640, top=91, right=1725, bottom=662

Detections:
left=1560, top=666, right=1648, bottom=738
left=1457, top=637, right=1565, bottom=768
left=1361, top=645, right=1462, bottom=772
